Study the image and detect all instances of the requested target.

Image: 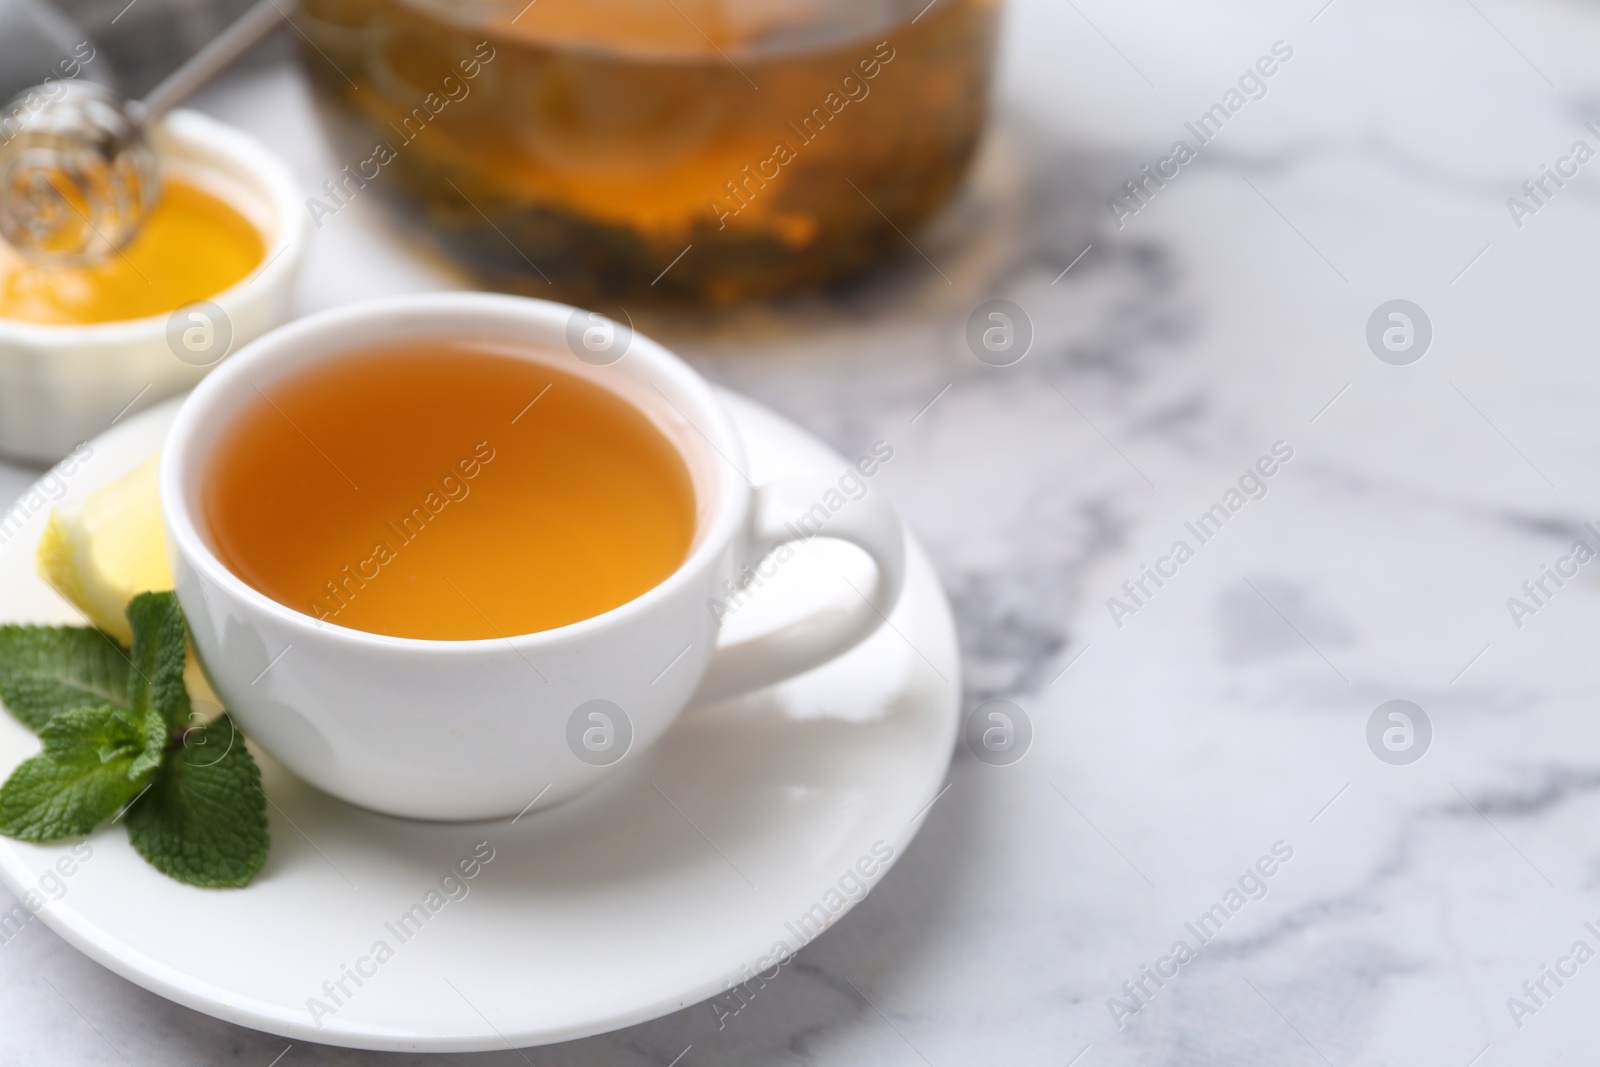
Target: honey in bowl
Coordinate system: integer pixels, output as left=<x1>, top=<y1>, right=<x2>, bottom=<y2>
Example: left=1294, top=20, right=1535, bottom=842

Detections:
left=0, top=178, right=264, bottom=325
left=203, top=341, right=698, bottom=640
left=297, top=0, right=999, bottom=300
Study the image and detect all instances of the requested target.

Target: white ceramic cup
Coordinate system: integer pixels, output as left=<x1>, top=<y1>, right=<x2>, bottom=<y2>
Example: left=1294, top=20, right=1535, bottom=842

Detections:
left=160, top=293, right=906, bottom=820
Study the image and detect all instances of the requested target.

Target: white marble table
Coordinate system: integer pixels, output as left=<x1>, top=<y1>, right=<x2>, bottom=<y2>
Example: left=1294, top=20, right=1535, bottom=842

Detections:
left=8, top=0, right=1600, bottom=1062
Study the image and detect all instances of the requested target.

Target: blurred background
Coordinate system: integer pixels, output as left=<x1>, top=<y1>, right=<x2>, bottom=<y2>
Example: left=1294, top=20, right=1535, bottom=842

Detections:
left=7, top=0, right=1003, bottom=301
left=55, top=0, right=259, bottom=92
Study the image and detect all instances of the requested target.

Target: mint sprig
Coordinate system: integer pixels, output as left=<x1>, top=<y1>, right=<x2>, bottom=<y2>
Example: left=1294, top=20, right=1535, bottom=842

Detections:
left=0, top=592, right=268, bottom=887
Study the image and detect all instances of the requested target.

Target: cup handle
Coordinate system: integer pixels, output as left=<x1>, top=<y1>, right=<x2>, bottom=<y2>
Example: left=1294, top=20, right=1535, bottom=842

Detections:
left=692, top=476, right=907, bottom=706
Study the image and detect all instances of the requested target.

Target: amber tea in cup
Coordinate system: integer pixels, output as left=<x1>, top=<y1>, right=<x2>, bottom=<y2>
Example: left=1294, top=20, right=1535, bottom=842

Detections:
left=203, top=340, right=697, bottom=640
left=296, top=0, right=1000, bottom=300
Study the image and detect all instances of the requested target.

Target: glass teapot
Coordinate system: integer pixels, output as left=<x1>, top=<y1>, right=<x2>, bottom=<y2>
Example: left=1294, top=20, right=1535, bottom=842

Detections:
left=297, top=0, right=1000, bottom=300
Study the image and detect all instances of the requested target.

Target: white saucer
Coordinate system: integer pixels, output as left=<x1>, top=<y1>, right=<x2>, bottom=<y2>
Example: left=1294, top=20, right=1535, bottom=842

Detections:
left=0, top=389, right=960, bottom=1052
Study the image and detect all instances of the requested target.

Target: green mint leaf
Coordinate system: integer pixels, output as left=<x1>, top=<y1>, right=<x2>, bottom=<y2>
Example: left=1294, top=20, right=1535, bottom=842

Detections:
left=126, top=716, right=268, bottom=888
left=131, top=706, right=167, bottom=783
left=125, top=592, right=190, bottom=736
left=0, top=626, right=131, bottom=732
left=0, top=704, right=158, bottom=841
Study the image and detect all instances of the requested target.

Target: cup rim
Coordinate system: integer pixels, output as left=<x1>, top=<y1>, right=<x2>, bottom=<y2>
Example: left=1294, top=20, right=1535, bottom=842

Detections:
left=160, top=291, right=749, bottom=653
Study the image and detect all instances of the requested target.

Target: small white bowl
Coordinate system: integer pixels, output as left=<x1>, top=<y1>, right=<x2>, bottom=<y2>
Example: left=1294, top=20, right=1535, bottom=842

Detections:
left=0, top=108, right=307, bottom=463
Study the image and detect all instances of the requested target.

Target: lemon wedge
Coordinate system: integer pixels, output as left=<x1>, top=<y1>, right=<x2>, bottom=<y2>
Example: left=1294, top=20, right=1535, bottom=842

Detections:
left=36, top=453, right=171, bottom=645
left=34, top=453, right=222, bottom=708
